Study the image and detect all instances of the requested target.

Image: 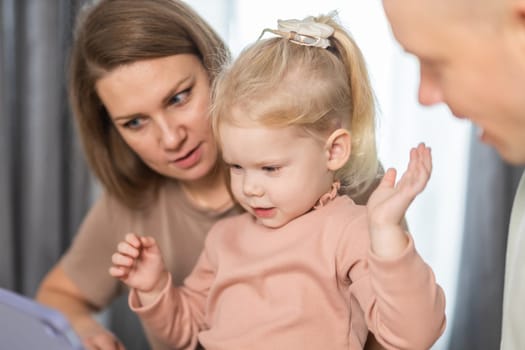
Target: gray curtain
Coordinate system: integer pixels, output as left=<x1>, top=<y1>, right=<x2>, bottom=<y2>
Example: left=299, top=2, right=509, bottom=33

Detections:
left=0, top=0, right=91, bottom=295
left=448, top=128, right=524, bottom=349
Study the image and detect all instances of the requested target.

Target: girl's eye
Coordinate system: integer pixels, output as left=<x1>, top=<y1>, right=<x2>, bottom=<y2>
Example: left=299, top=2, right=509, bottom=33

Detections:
left=229, top=164, right=243, bottom=173
left=168, top=88, right=191, bottom=106
left=123, top=117, right=144, bottom=129
left=262, top=166, right=280, bottom=173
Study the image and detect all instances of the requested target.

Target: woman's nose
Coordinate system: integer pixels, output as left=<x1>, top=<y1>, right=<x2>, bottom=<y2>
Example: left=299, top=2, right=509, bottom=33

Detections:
left=158, top=117, right=185, bottom=150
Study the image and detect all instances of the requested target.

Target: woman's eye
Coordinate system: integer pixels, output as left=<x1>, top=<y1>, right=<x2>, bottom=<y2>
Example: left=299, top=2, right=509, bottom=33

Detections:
left=168, top=88, right=191, bottom=106
left=123, top=117, right=144, bottom=129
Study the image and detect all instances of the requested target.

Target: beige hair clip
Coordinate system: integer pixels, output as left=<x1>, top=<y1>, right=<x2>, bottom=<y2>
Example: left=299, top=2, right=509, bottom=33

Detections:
left=258, top=16, right=334, bottom=48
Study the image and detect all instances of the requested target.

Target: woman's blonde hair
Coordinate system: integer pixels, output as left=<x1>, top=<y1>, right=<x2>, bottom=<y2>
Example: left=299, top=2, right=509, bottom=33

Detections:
left=70, top=0, right=230, bottom=208
left=211, top=13, right=379, bottom=201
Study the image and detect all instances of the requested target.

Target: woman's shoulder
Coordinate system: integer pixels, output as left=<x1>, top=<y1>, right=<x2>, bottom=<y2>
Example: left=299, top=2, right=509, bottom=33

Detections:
left=81, top=185, right=169, bottom=232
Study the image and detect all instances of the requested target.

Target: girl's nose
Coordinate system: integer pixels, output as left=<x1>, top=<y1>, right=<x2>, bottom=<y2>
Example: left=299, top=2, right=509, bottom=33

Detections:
left=242, top=175, right=264, bottom=197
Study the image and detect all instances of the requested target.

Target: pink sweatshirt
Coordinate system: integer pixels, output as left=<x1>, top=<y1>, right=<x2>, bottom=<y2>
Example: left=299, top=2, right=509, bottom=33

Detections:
left=130, top=196, right=446, bottom=350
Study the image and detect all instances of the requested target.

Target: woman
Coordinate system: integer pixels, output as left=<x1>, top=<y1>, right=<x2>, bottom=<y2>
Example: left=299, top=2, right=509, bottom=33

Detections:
left=36, top=1, right=239, bottom=349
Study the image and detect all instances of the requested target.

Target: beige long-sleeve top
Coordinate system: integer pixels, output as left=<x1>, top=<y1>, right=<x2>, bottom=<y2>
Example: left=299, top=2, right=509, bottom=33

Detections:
left=131, top=195, right=446, bottom=350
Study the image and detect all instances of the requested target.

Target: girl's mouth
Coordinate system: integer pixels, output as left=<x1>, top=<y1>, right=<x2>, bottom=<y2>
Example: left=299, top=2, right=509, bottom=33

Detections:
left=252, top=207, right=276, bottom=218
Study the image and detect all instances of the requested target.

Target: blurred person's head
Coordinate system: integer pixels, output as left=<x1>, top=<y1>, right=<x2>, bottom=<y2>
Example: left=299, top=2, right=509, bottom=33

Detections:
left=383, top=0, right=525, bottom=164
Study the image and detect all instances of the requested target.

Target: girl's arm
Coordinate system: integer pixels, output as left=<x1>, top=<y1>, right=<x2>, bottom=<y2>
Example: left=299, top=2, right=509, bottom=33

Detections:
left=111, top=232, right=215, bottom=349
left=358, top=143, right=446, bottom=349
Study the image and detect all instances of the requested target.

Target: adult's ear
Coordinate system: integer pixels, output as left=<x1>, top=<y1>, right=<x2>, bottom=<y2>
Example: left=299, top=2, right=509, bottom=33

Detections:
left=325, top=128, right=351, bottom=171
left=507, top=0, right=525, bottom=71
left=514, top=0, right=525, bottom=18
left=511, top=0, right=525, bottom=42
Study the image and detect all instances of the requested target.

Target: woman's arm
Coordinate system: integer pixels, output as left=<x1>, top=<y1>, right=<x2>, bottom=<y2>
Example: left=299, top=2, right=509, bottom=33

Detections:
left=36, top=264, right=125, bottom=350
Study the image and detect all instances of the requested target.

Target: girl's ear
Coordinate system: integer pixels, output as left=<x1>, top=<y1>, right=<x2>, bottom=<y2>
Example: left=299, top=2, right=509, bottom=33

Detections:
left=325, top=128, right=351, bottom=171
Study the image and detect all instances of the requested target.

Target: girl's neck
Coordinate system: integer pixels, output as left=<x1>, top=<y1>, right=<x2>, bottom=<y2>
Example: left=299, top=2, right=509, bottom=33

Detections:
left=179, top=165, right=233, bottom=211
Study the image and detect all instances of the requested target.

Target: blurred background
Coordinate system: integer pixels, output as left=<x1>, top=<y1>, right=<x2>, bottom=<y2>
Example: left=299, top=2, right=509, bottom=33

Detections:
left=1, top=1, right=523, bottom=349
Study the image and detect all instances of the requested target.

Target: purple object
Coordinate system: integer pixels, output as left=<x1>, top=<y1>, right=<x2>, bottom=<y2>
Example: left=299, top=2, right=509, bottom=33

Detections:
left=0, top=287, right=84, bottom=350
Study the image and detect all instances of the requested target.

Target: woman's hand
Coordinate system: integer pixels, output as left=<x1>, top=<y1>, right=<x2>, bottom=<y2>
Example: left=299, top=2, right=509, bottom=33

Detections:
left=36, top=265, right=127, bottom=350
left=109, top=233, right=169, bottom=303
left=76, top=319, right=126, bottom=350
left=367, top=143, right=432, bottom=258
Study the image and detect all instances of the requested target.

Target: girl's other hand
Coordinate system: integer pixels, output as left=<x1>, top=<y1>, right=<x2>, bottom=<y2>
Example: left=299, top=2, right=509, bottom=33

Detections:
left=109, top=233, right=169, bottom=295
left=367, top=143, right=432, bottom=257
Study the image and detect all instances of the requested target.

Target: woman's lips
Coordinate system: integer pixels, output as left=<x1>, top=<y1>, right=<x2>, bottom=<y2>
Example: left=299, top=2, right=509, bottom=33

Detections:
left=171, top=144, right=202, bottom=169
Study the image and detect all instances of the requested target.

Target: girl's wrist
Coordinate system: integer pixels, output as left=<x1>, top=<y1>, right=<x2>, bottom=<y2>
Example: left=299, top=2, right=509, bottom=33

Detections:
left=136, top=270, right=170, bottom=306
left=369, top=225, right=409, bottom=258
left=150, top=270, right=170, bottom=295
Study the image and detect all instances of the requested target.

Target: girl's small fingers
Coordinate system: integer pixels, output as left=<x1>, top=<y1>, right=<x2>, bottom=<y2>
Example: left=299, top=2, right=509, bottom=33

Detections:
left=117, top=241, right=140, bottom=258
left=423, top=147, right=433, bottom=173
left=379, top=168, right=397, bottom=188
left=418, top=144, right=432, bottom=165
left=415, top=143, right=429, bottom=159
left=406, top=148, right=420, bottom=174
left=414, top=146, right=431, bottom=176
left=111, top=252, right=135, bottom=267
left=109, top=266, right=127, bottom=278
left=415, top=145, right=431, bottom=172
left=140, top=236, right=156, bottom=248
left=125, top=233, right=141, bottom=248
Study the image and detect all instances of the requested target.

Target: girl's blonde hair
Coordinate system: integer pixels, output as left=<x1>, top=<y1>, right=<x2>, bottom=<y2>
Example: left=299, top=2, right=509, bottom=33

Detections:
left=70, top=0, right=230, bottom=208
left=211, top=13, right=379, bottom=200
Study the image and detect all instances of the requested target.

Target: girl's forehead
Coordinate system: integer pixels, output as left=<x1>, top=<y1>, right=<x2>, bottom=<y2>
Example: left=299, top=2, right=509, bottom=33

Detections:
left=219, top=122, right=305, bottom=140
left=219, top=123, right=323, bottom=160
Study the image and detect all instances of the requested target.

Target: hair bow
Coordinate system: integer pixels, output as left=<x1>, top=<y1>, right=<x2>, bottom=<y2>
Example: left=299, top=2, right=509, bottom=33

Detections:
left=258, top=16, right=334, bottom=48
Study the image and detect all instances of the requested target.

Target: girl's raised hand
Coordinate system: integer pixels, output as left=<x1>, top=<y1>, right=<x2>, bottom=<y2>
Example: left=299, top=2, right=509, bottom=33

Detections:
left=109, top=233, right=169, bottom=295
left=367, top=143, right=432, bottom=257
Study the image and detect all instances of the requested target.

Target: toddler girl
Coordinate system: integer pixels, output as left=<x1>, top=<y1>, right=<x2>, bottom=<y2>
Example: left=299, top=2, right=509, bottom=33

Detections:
left=110, top=13, right=446, bottom=350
